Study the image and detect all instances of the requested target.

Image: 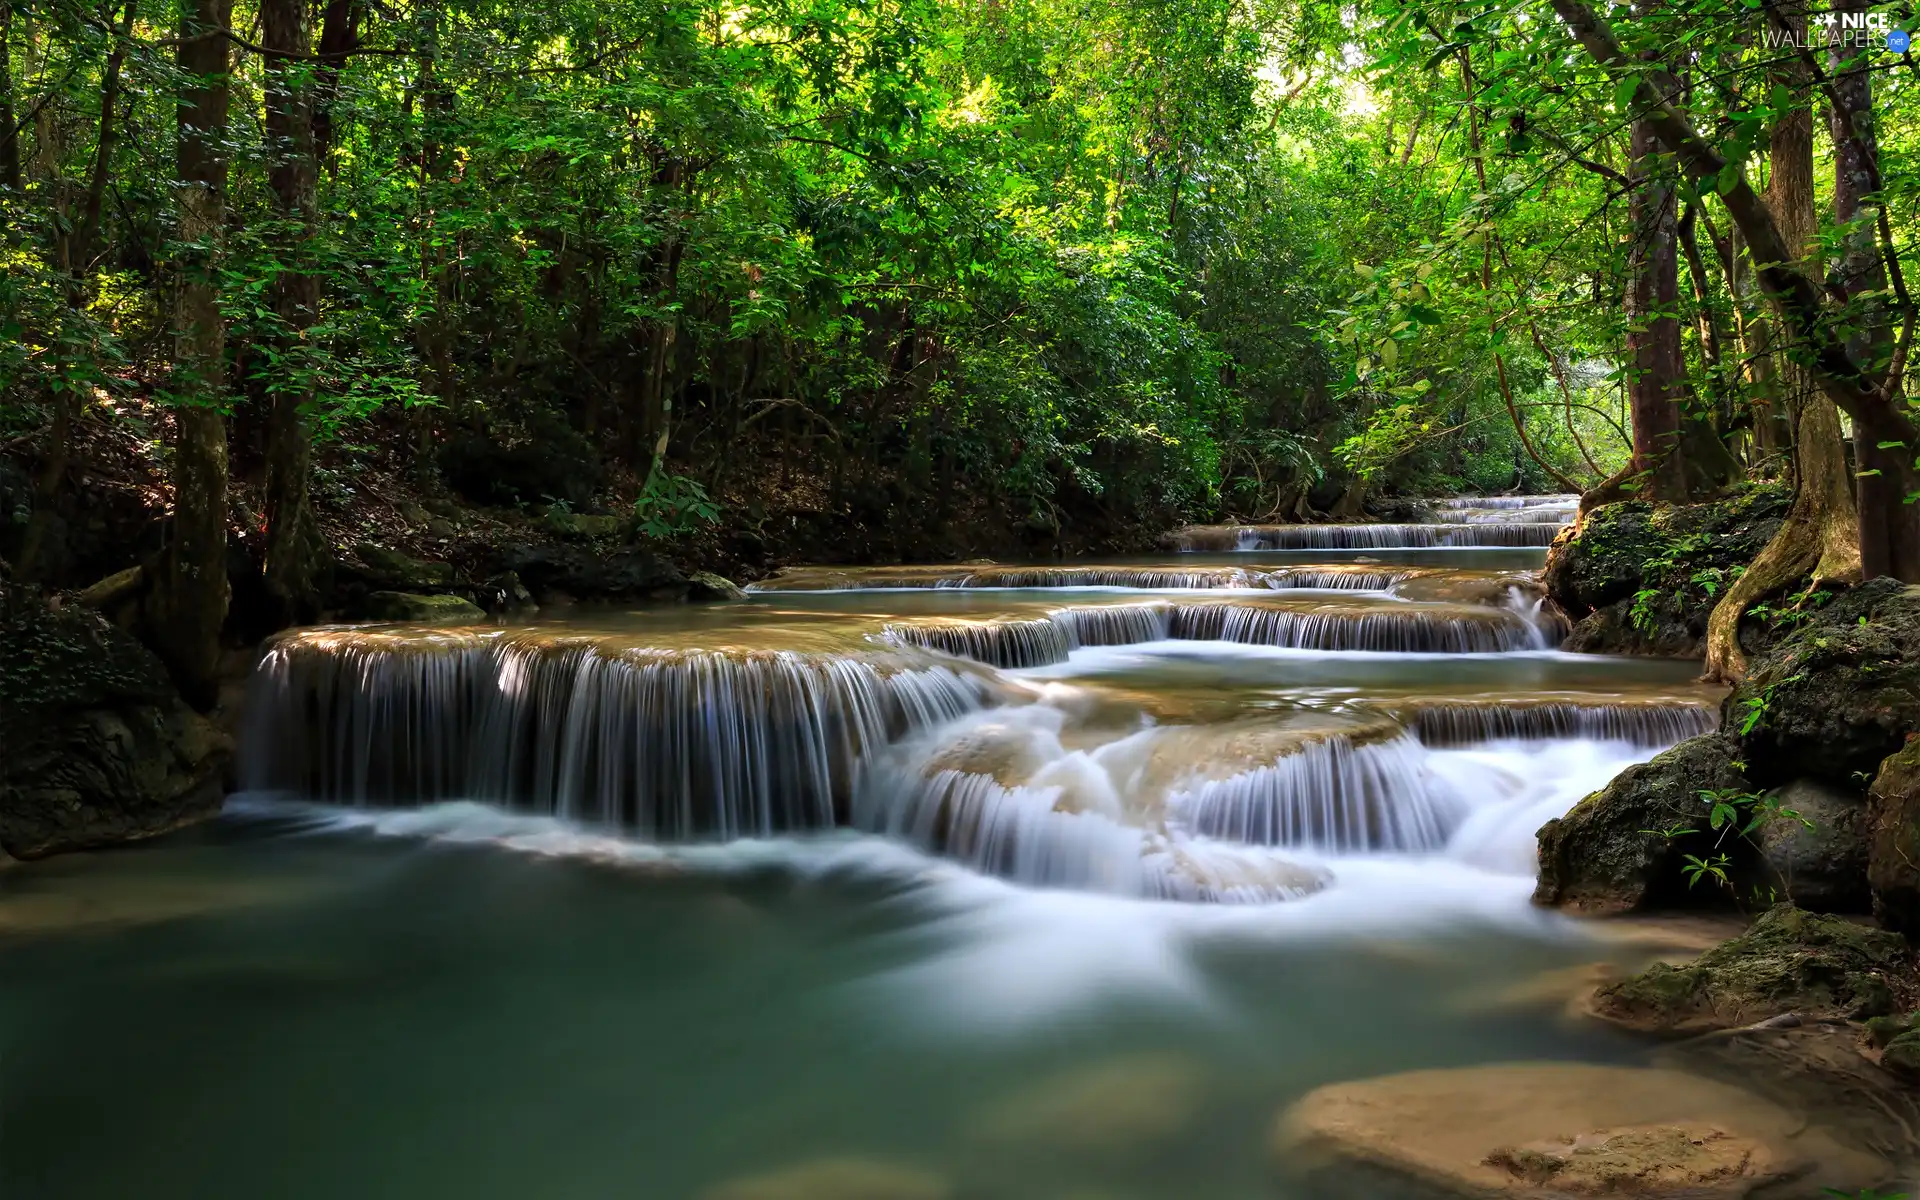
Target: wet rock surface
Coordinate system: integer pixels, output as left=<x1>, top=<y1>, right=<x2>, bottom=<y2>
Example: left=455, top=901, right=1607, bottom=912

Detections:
left=1589, top=905, right=1915, bottom=1036
left=0, top=593, right=229, bottom=858
left=1755, top=779, right=1870, bottom=914
left=1869, top=738, right=1920, bottom=937
left=1534, top=734, right=1756, bottom=916
left=1727, top=579, right=1920, bottom=790
left=1544, top=487, right=1790, bottom=658
left=360, top=591, right=488, bottom=624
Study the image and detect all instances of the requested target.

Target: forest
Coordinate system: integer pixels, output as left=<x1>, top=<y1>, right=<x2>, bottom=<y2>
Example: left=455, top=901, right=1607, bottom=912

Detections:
left=1, top=0, right=1917, bottom=699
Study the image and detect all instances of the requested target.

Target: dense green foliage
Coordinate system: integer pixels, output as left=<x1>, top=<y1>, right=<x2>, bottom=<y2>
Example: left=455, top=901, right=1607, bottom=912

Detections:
left=2, top=0, right=1916, bottom=554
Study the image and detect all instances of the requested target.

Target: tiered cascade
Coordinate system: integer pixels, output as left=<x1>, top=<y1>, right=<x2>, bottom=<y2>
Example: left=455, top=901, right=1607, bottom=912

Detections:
left=241, top=497, right=1715, bottom=903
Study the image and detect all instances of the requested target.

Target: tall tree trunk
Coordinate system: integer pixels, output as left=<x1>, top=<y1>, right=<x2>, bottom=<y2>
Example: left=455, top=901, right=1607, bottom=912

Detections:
left=1624, top=87, right=1689, bottom=502
left=1549, top=0, right=1920, bottom=505
left=1704, top=2, right=1860, bottom=680
left=151, top=0, right=233, bottom=707
left=0, top=4, right=17, bottom=192
left=1728, top=223, right=1790, bottom=462
left=1831, top=0, right=1920, bottom=581
left=260, top=0, right=322, bottom=622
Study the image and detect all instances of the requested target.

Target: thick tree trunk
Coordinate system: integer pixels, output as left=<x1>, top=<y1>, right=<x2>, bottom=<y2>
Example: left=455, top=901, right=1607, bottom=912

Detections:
left=1703, top=4, right=1859, bottom=680
left=1548, top=0, right=1920, bottom=502
left=151, top=0, right=233, bottom=708
left=260, top=0, right=322, bottom=622
left=1625, top=102, right=1689, bottom=501
left=1831, top=0, right=1920, bottom=582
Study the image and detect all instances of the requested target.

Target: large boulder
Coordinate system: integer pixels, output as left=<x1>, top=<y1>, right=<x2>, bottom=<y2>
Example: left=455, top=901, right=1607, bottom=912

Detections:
left=1754, top=778, right=1870, bottom=913
left=1728, top=577, right=1920, bottom=789
left=0, top=594, right=229, bottom=858
left=361, top=591, right=486, bottom=624
left=1588, top=904, right=1913, bottom=1035
left=1534, top=734, right=1758, bottom=915
left=494, top=543, right=686, bottom=603
left=1868, top=736, right=1920, bottom=937
left=346, top=542, right=455, bottom=591
left=1544, top=486, right=1789, bottom=657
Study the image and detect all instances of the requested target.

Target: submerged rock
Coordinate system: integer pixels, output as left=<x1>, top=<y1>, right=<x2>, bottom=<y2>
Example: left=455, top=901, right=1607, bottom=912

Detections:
left=1533, top=734, right=1756, bottom=915
left=700, top=1157, right=950, bottom=1200
left=1589, top=904, right=1914, bottom=1035
left=968, top=1053, right=1205, bottom=1153
left=0, top=595, right=229, bottom=858
left=1275, top=1061, right=1866, bottom=1198
left=1728, top=578, right=1920, bottom=789
left=361, top=591, right=486, bottom=624
left=1868, top=737, right=1920, bottom=937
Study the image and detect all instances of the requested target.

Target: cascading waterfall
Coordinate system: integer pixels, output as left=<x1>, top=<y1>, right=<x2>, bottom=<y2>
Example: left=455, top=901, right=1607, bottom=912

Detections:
left=1165, top=733, right=1464, bottom=853
left=750, top=565, right=1410, bottom=591
left=245, top=630, right=988, bottom=836
left=1403, top=701, right=1719, bottom=747
left=1214, top=523, right=1565, bottom=550
left=239, top=516, right=1720, bottom=906
left=1166, top=602, right=1542, bottom=654
left=1430, top=494, right=1578, bottom=510
left=879, top=600, right=1543, bottom=667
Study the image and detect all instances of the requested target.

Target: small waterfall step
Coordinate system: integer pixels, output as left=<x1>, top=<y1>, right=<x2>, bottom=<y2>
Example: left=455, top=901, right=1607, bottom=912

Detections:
left=879, top=595, right=1557, bottom=668
left=748, top=563, right=1416, bottom=592
left=1172, top=493, right=1577, bottom=551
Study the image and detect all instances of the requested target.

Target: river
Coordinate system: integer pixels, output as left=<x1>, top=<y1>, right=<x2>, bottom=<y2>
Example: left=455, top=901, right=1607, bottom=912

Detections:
left=0, top=496, right=1726, bottom=1199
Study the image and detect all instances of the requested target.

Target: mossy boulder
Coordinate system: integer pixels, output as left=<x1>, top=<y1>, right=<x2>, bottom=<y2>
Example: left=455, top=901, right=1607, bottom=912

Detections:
left=1544, top=485, right=1789, bottom=657
left=1868, top=736, right=1920, bottom=937
left=361, top=591, right=486, bottom=624
left=1589, top=904, right=1914, bottom=1035
left=494, top=543, right=685, bottom=603
left=0, top=594, right=229, bottom=858
left=687, top=571, right=747, bottom=601
left=1883, top=1031, right=1920, bottom=1080
left=347, top=543, right=455, bottom=591
left=1728, top=578, right=1920, bottom=789
left=1534, top=734, right=1758, bottom=915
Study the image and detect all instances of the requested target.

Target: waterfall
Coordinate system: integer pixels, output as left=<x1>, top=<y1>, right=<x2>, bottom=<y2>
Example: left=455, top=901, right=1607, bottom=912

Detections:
left=852, top=710, right=1342, bottom=902
left=1165, top=603, right=1540, bottom=653
left=750, top=565, right=1410, bottom=591
left=1404, top=702, right=1719, bottom=747
left=1166, top=733, right=1464, bottom=853
left=880, top=617, right=1074, bottom=669
left=244, top=629, right=988, bottom=836
left=878, top=599, right=1543, bottom=667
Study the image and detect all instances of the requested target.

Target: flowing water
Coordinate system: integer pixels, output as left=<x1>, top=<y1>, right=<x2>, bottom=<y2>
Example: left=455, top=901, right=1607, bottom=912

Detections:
left=0, top=497, right=1730, bottom=1199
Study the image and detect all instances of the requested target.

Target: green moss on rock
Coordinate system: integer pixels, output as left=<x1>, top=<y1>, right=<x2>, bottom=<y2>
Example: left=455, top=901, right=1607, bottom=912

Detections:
left=1729, top=579, right=1920, bottom=789
left=1543, top=485, right=1789, bottom=657
left=1881, top=1030, right=1920, bottom=1079
left=1534, top=734, right=1757, bottom=915
left=1868, top=736, right=1920, bottom=938
left=362, top=591, right=487, bottom=623
left=1590, top=904, right=1915, bottom=1035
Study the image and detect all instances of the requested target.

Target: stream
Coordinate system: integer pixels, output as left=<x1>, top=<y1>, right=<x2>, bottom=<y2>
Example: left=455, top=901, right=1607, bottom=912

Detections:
left=0, top=495, right=1729, bottom=1199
